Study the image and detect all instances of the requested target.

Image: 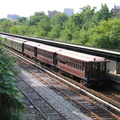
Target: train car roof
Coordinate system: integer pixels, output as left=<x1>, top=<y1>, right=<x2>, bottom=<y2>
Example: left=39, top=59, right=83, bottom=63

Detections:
left=57, top=49, right=108, bottom=62
left=14, top=38, right=27, bottom=42
left=11, top=39, right=25, bottom=43
left=24, top=41, right=39, bottom=47
left=3, top=36, right=25, bottom=43
left=0, top=35, right=7, bottom=38
left=2, top=35, right=27, bottom=42
left=37, top=44, right=61, bottom=53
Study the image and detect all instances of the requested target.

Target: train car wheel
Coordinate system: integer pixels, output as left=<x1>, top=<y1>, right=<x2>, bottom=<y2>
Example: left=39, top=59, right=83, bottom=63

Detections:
left=80, top=80, right=87, bottom=86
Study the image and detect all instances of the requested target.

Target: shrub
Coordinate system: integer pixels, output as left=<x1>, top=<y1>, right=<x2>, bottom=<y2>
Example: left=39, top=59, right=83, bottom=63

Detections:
left=0, top=46, right=24, bottom=120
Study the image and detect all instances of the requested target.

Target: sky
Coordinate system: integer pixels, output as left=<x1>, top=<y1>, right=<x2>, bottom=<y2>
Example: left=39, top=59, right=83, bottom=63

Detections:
left=0, top=0, right=120, bottom=18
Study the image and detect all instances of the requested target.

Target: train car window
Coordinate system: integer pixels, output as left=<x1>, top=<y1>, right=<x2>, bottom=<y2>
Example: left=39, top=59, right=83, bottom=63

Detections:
left=100, top=62, right=105, bottom=71
left=60, top=56, right=63, bottom=60
left=91, top=63, right=99, bottom=69
left=86, top=63, right=92, bottom=71
left=65, top=57, right=67, bottom=61
left=58, top=55, right=65, bottom=64
left=72, top=59, right=74, bottom=68
left=62, top=56, right=64, bottom=60
left=82, top=62, right=84, bottom=67
left=78, top=64, right=80, bottom=69
left=58, top=55, right=60, bottom=60
left=73, top=59, right=75, bottom=68
left=66, top=57, right=69, bottom=61
left=73, top=60, right=75, bottom=68
left=82, top=62, right=84, bottom=71
left=75, top=60, right=77, bottom=69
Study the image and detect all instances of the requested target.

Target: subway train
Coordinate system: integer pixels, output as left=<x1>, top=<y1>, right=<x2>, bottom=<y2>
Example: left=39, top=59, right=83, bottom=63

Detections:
left=1, top=35, right=110, bottom=87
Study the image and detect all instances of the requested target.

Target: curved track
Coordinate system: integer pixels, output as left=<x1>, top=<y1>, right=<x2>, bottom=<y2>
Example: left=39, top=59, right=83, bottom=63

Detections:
left=5, top=48, right=120, bottom=119
left=18, top=60, right=120, bottom=120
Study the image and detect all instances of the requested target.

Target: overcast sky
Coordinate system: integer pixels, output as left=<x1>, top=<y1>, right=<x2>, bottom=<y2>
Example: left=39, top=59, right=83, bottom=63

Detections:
left=0, top=0, right=119, bottom=18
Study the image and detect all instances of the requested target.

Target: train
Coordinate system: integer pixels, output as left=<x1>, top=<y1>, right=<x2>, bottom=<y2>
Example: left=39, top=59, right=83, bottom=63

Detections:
left=0, top=35, right=110, bottom=87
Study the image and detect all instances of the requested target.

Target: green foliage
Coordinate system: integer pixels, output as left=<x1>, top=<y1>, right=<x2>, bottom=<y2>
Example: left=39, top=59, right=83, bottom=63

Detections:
left=79, top=5, right=97, bottom=30
left=0, top=47, right=24, bottom=120
left=51, top=13, right=69, bottom=26
left=0, top=18, right=8, bottom=22
left=0, top=5, right=120, bottom=50
left=9, top=25, right=22, bottom=34
left=0, top=20, right=14, bottom=32
left=27, top=12, right=50, bottom=26
left=16, top=17, right=27, bottom=25
left=60, top=6, right=97, bottom=41
left=0, top=37, right=2, bottom=41
left=96, top=4, right=114, bottom=21
left=85, top=18, right=120, bottom=49
left=74, top=30, right=91, bottom=45
left=48, top=25, right=62, bottom=39
left=36, top=22, right=52, bottom=37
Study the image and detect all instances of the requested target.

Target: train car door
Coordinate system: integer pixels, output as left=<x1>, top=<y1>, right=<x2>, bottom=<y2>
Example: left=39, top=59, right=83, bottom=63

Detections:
left=53, top=53, right=57, bottom=66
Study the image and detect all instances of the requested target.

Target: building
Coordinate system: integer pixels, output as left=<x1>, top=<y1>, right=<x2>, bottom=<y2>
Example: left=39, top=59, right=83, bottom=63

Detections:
left=48, top=10, right=59, bottom=17
left=64, top=8, right=74, bottom=17
left=112, top=5, right=120, bottom=15
left=7, top=14, right=20, bottom=21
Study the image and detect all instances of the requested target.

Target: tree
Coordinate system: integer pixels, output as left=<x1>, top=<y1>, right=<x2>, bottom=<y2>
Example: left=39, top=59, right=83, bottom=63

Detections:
left=60, top=6, right=96, bottom=42
left=0, top=20, right=13, bottom=32
left=48, top=13, right=69, bottom=40
left=96, top=4, right=113, bottom=21
left=85, top=18, right=120, bottom=49
left=51, top=13, right=69, bottom=26
left=17, top=17, right=27, bottom=25
left=0, top=18, right=8, bottom=22
left=9, top=25, right=21, bottom=34
left=36, top=22, right=52, bottom=38
left=27, top=12, right=50, bottom=26
left=80, top=6, right=97, bottom=30
left=48, top=24, right=62, bottom=39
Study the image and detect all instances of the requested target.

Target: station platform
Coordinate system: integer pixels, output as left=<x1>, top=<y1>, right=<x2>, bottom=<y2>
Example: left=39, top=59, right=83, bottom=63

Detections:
left=109, top=72, right=120, bottom=90
left=109, top=72, right=120, bottom=84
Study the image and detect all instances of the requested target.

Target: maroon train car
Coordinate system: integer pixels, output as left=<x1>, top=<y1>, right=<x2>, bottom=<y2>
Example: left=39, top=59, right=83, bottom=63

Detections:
left=24, top=41, right=38, bottom=58
left=36, top=44, right=60, bottom=65
left=56, top=49, right=109, bottom=86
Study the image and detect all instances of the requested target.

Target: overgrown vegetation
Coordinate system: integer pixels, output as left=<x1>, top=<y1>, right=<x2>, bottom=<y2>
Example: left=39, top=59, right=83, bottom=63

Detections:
left=0, top=41, right=24, bottom=120
left=0, top=4, right=120, bottom=50
left=0, top=4, right=120, bottom=119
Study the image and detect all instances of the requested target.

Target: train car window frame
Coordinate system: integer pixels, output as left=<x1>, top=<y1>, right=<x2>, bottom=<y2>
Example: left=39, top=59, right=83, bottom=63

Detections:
left=100, top=62, right=106, bottom=71
left=37, top=49, right=53, bottom=59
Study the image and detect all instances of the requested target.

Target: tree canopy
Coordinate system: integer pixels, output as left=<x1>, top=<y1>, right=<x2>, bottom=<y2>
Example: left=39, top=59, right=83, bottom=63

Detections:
left=0, top=4, right=119, bottom=50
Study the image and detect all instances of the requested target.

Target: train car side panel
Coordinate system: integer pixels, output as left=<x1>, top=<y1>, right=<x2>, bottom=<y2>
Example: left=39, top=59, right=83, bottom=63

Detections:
left=24, top=42, right=38, bottom=57
left=57, top=62, right=85, bottom=78
left=36, top=45, right=60, bottom=65
left=37, top=54, right=53, bottom=65
left=12, top=40, right=23, bottom=53
left=56, top=54, right=85, bottom=78
left=36, top=48, right=54, bottom=65
left=24, top=44, right=35, bottom=57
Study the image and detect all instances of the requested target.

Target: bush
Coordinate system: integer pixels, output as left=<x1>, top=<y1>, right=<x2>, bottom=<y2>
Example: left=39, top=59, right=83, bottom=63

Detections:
left=0, top=46, right=24, bottom=120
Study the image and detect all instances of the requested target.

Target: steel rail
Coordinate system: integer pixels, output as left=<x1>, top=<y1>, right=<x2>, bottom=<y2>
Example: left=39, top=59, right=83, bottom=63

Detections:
left=6, top=48, right=120, bottom=113
left=17, top=75, right=67, bottom=120
left=19, top=62, right=120, bottom=120
left=16, top=80, right=47, bottom=120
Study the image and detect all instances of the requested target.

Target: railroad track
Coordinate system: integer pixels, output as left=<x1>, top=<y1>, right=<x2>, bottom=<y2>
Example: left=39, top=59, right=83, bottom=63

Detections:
left=15, top=63, right=88, bottom=120
left=5, top=47, right=120, bottom=120
left=16, top=77, right=47, bottom=120
left=16, top=75, right=66, bottom=120
left=17, top=60, right=120, bottom=120
left=94, top=87, right=120, bottom=103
